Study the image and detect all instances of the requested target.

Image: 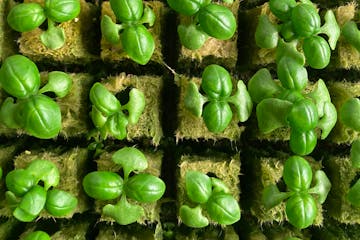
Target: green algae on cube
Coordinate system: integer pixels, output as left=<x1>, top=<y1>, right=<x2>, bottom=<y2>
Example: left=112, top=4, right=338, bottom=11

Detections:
left=175, top=75, right=245, bottom=142
left=100, top=1, right=167, bottom=65
left=100, top=73, right=163, bottom=145
left=18, top=0, right=98, bottom=64
left=0, top=0, right=17, bottom=62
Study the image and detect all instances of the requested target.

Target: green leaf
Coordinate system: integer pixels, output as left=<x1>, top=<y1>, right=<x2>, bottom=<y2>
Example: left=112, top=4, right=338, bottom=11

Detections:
left=211, top=177, right=230, bottom=194
left=123, top=88, right=145, bottom=125
left=291, top=3, right=321, bottom=38
left=5, top=191, right=20, bottom=209
left=179, top=205, right=209, bottom=228
left=255, top=14, right=279, bottom=49
left=17, top=95, right=62, bottom=139
left=44, top=0, right=80, bottom=23
left=6, top=169, right=36, bottom=197
left=90, top=106, right=108, bottom=129
left=247, top=68, right=281, bottom=103
left=39, top=71, right=73, bottom=98
left=103, top=196, right=144, bottom=225
left=277, top=56, right=308, bottom=91
left=201, top=64, right=232, bottom=100
left=140, top=6, right=156, bottom=26
left=280, top=21, right=297, bottom=42
left=308, top=170, right=331, bottom=204
left=45, top=189, right=78, bottom=217
left=184, top=81, right=207, bottom=117
left=269, top=0, right=296, bottom=21
left=82, top=171, right=123, bottom=200
left=206, top=193, right=241, bottom=225
left=185, top=171, right=212, bottom=204
left=23, top=231, right=51, bottom=240
left=0, top=97, right=21, bottom=129
left=104, top=112, right=129, bottom=140
left=351, top=139, right=360, bottom=169
left=227, top=80, right=253, bottom=122
left=121, top=25, right=155, bottom=65
left=287, top=98, right=318, bottom=132
left=198, top=4, right=236, bottom=40
left=0, top=55, right=40, bottom=99
left=262, top=184, right=291, bottom=209
left=303, top=36, right=331, bottom=69
left=317, top=101, right=337, bottom=139
left=256, top=98, right=293, bottom=134
left=124, top=173, right=165, bottom=203
left=347, top=179, right=360, bottom=207
left=285, top=193, right=317, bottom=229
left=318, top=10, right=340, bottom=50
left=166, top=0, right=205, bottom=16
left=89, top=83, right=121, bottom=117
left=26, top=159, right=60, bottom=190
left=203, top=101, right=233, bottom=133
left=289, top=129, right=317, bottom=156
left=306, top=79, right=331, bottom=117
left=278, top=89, right=304, bottom=103
left=283, top=156, right=313, bottom=192
left=112, top=147, right=148, bottom=179
left=342, top=21, right=360, bottom=52
left=276, top=39, right=305, bottom=66
left=7, top=3, right=46, bottom=32
left=101, top=15, right=121, bottom=45
left=110, top=0, right=143, bottom=22
left=339, top=98, right=360, bottom=131
left=40, top=23, right=66, bottom=50
left=178, top=24, right=208, bottom=50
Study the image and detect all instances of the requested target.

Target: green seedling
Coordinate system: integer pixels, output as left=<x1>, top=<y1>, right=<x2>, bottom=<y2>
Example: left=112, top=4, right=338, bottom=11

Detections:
left=89, top=82, right=145, bottom=141
left=0, top=55, right=72, bottom=139
left=5, top=159, right=78, bottom=222
left=179, top=171, right=240, bottom=227
left=255, top=0, right=340, bottom=69
left=167, top=0, right=236, bottom=50
left=82, top=147, right=166, bottom=225
left=184, top=64, right=252, bottom=133
left=7, top=0, right=80, bottom=50
left=262, top=156, right=331, bottom=229
left=342, top=21, right=360, bottom=53
left=23, top=230, right=51, bottom=240
left=101, top=0, right=156, bottom=65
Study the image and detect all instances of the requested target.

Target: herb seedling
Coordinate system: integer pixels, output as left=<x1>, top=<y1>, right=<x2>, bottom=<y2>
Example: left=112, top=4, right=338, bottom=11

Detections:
left=7, top=0, right=80, bottom=50
left=167, top=0, right=237, bottom=50
left=184, top=64, right=252, bottom=133
left=179, top=171, right=240, bottom=227
left=342, top=21, right=360, bottom=53
left=101, top=0, right=156, bottom=65
left=262, top=156, right=331, bottom=229
left=82, top=147, right=166, bottom=225
left=5, top=159, right=78, bottom=222
left=23, top=230, right=51, bottom=240
left=255, top=0, right=340, bottom=69
left=0, top=55, right=72, bottom=139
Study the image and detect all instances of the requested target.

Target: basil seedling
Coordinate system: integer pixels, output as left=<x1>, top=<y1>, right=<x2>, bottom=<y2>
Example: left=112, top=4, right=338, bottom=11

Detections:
left=179, top=171, right=240, bottom=227
left=89, top=82, right=145, bottom=141
left=0, top=55, right=72, bottom=139
left=5, top=159, right=78, bottom=222
left=262, top=156, right=331, bottom=229
left=7, top=0, right=80, bottom=49
left=101, top=0, right=156, bottom=65
left=82, top=147, right=166, bottom=225
left=184, top=64, right=252, bottom=133
left=167, top=0, right=236, bottom=50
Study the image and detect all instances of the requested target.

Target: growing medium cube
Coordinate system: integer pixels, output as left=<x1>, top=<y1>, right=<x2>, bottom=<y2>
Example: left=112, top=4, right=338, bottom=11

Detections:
left=100, top=1, right=167, bottom=65
left=0, top=0, right=17, bottom=61
left=100, top=73, right=163, bottom=145
left=96, top=223, right=161, bottom=240
left=18, top=0, right=98, bottom=64
left=175, top=75, right=245, bottom=142
left=0, top=218, right=23, bottom=239
left=175, top=226, right=239, bottom=240
left=177, top=0, right=240, bottom=71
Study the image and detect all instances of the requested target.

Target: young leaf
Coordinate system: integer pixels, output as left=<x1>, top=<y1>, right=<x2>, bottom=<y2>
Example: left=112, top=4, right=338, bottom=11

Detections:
left=308, top=170, right=331, bottom=204
left=285, top=193, right=317, bottom=229
left=317, top=101, right=337, bottom=139
left=40, top=23, right=66, bottom=50
left=45, top=189, right=78, bottom=216
left=351, top=139, right=360, bottom=169
left=211, top=177, right=230, bottom=194
left=287, top=98, right=318, bottom=132
left=283, top=156, right=313, bottom=192
left=185, top=171, right=212, bottom=204
left=110, top=0, right=143, bottom=22
left=291, top=3, right=321, bottom=38
left=247, top=68, right=281, bottom=103
left=276, top=39, right=305, bottom=65
left=256, top=98, right=293, bottom=134
left=201, top=64, right=232, bottom=100
left=90, top=106, right=108, bottom=129
left=277, top=56, right=308, bottom=91
left=255, top=14, right=279, bottom=49
left=166, top=0, right=205, bottom=16
left=347, top=179, right=360, bottom=207
left=303, top=36, right=331, bottom=69
left=342, top=21, right=360, bottom=52
left=179, top=205, right=209, bottom=228
left=306, top=79, right=331, bottom=117
left=228, top=80, right=253, bottom=122
left=89, top=83, right=121, bottom=117
left=289, top=129, right=317, bottom=156
left=82, top=171, right=123, bottom=200
left=123, top=88, right=145, bottom=125
left=339, top=98, right=360, bottom=131
left=44, top=0, right=80, bottom=23
left=140, top=6, right=156, bottom=26
left=262, top=184, right=291, bottom=209
left=39, top=71, right=73, bottom=98
left=103, top=196, right=144, bottom=225
left=7, top=3, right=46, bottom=32
left=280, top=21, right=297, bottom=42
left=278, top=89, right=304, bottom=103
left=318, top=10, right=340, bottom=50
left=202, top=101, right=233, bottom=133
left=26, top=159, right=60, bottom=190
left=101, top=15, right=122, bottom=45
left=6, top=169, right=36, bottom=197
left=184, top=81, right=207, bottom=117
left=5, top=191, right=20, bottom=209
left=0, top=97, right=21, bottom=129
left=269, top=0, right=296, bottom=21
left=112, top=147, right=148, bottom=179
left=178, top=24, right=208, bottom=50
left=206, top=193, right=241, bottom=225
left=104, top=112, right=128, bottom=140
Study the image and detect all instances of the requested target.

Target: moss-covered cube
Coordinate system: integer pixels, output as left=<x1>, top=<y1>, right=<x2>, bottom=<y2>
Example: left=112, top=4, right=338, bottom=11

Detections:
left=177, top=153, right=240, bottom=225
left=0, top=147, right=90, bottom=218
left=0, top=218, right=23, bottom=239
left=0, top=0, right=17, bottom=62
left=95, top=149, right=163, bottom=225
left=100, top=73, right=163, bottom=145
left=96, top=223, right=161, bottom=240
left=17, top=0, right=98, bottom=64
left=324, top=154, right=360, bottom=224
left=175, top=75, right=245, bottom=142
left=100, top=1, right=168, bottom=65
left=177, top=1, right=240, bottom=71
